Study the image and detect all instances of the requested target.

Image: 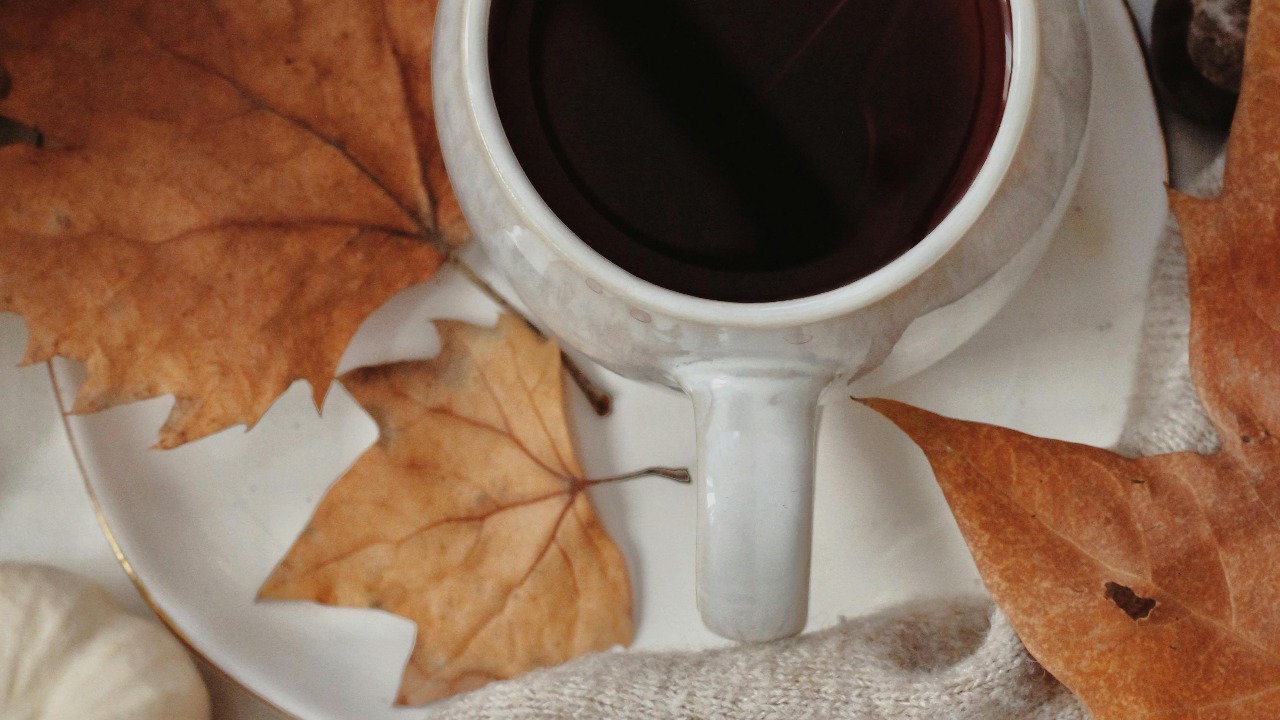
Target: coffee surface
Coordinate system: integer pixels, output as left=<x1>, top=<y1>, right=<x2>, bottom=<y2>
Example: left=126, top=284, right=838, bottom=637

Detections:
left=489, top=0, right=1010, bottom=302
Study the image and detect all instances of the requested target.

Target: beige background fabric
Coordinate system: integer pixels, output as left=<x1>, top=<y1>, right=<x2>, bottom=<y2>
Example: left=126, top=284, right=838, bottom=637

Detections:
left=428, top=598, right=1085, bottom=719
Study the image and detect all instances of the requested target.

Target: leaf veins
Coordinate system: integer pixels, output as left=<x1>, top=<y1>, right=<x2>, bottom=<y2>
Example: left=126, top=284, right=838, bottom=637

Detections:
left=259, top=316, right=632, bottom=706
left=0, top=0, right=467, bottom=447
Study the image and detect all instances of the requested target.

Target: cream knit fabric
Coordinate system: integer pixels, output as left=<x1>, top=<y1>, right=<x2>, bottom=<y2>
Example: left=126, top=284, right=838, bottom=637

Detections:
left=425, top=157, right=1227, bottom=719
left=428, top=598, right=1085, bottom=719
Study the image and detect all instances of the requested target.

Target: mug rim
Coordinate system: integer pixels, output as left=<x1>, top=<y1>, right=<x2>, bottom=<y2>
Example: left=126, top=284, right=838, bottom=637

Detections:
left=457, top=0, right=1041, bottom=328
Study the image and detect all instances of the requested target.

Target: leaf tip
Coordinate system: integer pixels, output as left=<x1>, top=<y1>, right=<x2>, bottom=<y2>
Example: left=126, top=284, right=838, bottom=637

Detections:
left=309, top=376, right=333, bottom=412
left=255, top=566, right=298, bottom=603
left=856, top=396, right=935, bottom=434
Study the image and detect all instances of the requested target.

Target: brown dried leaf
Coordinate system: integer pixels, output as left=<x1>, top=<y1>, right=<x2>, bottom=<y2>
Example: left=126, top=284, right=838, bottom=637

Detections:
left=866, top=3, right=1280, bottom=716
left=0, top=0, right=467, bottom=448
left=260, top=315, right=632, bottom=705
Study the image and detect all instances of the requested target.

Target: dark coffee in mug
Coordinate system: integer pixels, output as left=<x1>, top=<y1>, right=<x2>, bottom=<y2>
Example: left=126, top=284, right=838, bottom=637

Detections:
left=488, top=0, right=1011, bottom=302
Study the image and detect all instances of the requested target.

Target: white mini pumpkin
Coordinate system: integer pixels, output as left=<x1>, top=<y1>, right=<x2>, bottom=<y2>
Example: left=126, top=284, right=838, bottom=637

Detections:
left=0, top=562, right=210, bottom=720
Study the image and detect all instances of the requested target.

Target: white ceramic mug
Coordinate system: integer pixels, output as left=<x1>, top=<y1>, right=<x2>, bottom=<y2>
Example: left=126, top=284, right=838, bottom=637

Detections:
left=433, top=0, right=1092, bottom=642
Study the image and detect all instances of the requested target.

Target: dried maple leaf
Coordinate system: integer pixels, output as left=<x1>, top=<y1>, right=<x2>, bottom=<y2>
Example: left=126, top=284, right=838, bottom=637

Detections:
left=0, top=0, right=467, bottom=448
left=259, top=315, right=632, bottom=705
left=866, top=3, right=1280, bottom=716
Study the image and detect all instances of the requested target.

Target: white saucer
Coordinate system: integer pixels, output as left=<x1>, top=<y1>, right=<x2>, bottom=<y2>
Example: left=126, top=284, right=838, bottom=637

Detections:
left=57, top=0, right=1167, bottom=716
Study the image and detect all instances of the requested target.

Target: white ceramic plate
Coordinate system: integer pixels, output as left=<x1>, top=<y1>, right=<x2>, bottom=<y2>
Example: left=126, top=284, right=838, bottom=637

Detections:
left=58, top=0, right=1167, bottom=716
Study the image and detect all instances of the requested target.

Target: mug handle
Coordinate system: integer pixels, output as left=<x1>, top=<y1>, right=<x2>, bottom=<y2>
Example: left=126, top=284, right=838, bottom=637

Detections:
left=675, top=363, right=832, bottom=642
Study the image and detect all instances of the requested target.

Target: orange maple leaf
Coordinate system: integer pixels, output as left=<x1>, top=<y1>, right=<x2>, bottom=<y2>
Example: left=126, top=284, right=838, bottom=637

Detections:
left=867, top=2, right=1280, bottom=716
left=259, top=315, right=633, bottom=706
left=0, top=0, right=465, bottom=448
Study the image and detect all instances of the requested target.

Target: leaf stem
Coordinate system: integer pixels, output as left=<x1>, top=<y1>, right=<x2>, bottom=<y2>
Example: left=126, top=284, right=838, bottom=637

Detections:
left=582, top=467, right=692, bottom=488
left=447, top=253, right=520, bottom=316
left=449, top=254, right=613, bottom=416
left=561, top=355, right=612, bottom=417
